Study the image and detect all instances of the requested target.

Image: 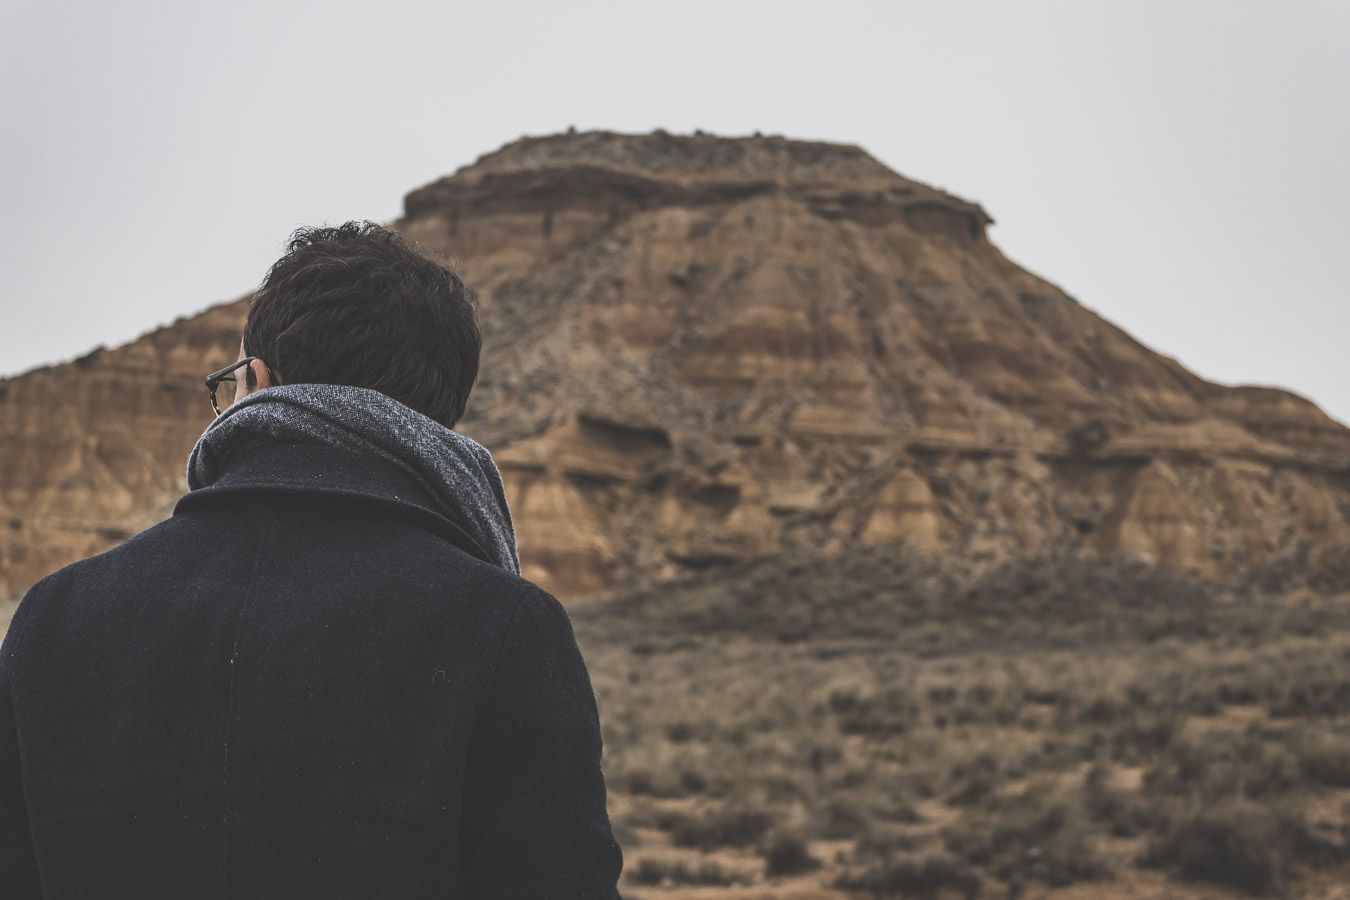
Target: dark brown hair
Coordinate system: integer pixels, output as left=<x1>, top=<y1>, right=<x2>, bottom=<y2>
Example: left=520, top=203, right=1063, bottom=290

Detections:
left=243, top=220, right=481, bottom=428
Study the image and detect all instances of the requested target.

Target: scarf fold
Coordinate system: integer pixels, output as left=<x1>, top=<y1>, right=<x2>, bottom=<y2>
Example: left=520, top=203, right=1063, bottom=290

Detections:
left=186, top=383, right=520, bottom=575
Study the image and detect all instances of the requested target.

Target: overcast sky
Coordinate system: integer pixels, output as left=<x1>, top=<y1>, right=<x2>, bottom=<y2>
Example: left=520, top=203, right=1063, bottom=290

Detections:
left=2, top=0, right=1346, bottom=427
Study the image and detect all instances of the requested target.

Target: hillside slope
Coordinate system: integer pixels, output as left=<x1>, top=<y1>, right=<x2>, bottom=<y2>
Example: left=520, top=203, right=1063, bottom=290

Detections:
left=2, top=129, right=1347, bottom=600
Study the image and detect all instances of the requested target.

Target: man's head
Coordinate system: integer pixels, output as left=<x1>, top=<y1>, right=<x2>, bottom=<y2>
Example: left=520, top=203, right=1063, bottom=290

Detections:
left=235, top=220, right=481, bottom=428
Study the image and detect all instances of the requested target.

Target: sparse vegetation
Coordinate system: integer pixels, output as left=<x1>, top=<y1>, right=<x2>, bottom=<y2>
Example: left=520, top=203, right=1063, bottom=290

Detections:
left=657, top=802, right=776, bottom=851
left=577, top=542, right=1350, bottom=896
left=1139, top=798, right=1333, bottom=895
left=759, top=824, right=820, bottom=877
left=630, top=854, right=748, bottom=888
left=833, top=846, right=981, bottom=898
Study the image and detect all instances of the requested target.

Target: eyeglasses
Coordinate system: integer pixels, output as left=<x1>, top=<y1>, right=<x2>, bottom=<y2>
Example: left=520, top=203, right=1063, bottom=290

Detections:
left=204, top=356, right=280, bottom=417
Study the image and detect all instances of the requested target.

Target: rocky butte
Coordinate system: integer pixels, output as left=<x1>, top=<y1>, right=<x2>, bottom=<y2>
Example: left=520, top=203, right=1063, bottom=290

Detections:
left=2, top=129, right=1348, bottom=604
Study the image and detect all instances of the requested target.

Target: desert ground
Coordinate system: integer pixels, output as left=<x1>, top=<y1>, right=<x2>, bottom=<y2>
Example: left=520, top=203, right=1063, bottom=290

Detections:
left=574, top=542, right=1350, bottom=898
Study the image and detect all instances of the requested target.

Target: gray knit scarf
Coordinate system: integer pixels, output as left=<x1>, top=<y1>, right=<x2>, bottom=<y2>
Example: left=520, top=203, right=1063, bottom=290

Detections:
left=185, top=382, right=520, bottom=575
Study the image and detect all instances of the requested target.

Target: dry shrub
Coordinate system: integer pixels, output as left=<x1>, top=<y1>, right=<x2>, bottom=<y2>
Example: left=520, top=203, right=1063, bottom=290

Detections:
left=1143, top=728, right=1302, bottom=803
left=1294, top=727, right=1350, bottom=788
left=1139, top=799, right=1307, bottom=895
left=658, top=801, right=778, bottom=850
left=940, top=778, right=1112, bottom=888
left=630, top=855, right=746, bottom=887
left=759, top=825, right=821, bottom=877
left=814, top=794, right=873, bottom=840
left=833, top=847, right=981, bottom=899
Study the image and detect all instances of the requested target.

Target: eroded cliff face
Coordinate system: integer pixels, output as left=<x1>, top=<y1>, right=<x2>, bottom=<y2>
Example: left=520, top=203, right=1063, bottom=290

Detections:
left=0, top=302, right=249, bottom=596
left=3, top=129, right=1347, bottom=601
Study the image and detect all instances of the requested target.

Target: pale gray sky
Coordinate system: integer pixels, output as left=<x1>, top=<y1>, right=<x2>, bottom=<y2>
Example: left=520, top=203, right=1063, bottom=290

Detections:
left=2, top=1, right=1346, bottom=426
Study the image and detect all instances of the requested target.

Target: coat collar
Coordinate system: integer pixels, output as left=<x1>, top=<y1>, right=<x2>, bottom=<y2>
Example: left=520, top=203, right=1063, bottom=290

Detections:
left=173, top=439, right=494, bottom=566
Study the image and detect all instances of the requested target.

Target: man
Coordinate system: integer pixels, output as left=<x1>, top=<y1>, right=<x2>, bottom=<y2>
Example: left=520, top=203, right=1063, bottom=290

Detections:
left=0, top=221, right=625, bottom=897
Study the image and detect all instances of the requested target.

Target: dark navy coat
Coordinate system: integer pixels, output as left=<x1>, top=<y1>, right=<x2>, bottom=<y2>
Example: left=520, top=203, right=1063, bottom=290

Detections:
left=0, top=438, right=624, bottom=897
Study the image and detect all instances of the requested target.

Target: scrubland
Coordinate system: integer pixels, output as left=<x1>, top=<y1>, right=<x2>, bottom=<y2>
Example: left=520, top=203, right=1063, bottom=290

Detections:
left=574, top=543, right=1350, bottom=898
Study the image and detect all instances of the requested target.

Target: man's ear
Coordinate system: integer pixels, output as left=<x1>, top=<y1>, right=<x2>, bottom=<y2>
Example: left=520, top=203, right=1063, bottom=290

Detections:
left=249, top=358, right=274, bottom=389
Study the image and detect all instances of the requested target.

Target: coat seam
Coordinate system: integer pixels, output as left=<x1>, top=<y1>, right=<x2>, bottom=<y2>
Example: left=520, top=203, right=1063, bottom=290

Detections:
left=2, top=570, right=59, bottom=691
left=474, top=591, right=527, bottom=746
left=459, top=589, right=527, bottom=859
left=0, top=571, right=75, bottom=886
left=220, top=521, right=272, bottom=897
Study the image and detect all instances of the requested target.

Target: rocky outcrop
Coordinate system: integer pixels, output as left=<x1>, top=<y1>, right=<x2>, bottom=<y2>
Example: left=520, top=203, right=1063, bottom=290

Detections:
left=0, top=302, right=250, bottom=597
left=2, top=129, right=1347, bottom=602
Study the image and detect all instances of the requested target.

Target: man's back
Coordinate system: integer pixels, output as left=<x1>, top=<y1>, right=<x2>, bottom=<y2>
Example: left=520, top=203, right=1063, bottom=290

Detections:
left=0, top=439, right=624, bottom=898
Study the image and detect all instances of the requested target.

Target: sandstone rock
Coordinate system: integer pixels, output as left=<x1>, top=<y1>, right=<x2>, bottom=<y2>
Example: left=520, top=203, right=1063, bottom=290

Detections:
left=2, top=129, right=1347, bottom=602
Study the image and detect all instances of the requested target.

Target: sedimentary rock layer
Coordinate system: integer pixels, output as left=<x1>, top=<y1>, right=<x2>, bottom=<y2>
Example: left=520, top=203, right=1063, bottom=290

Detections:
left=2, top=130, right=1346, bottom=601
